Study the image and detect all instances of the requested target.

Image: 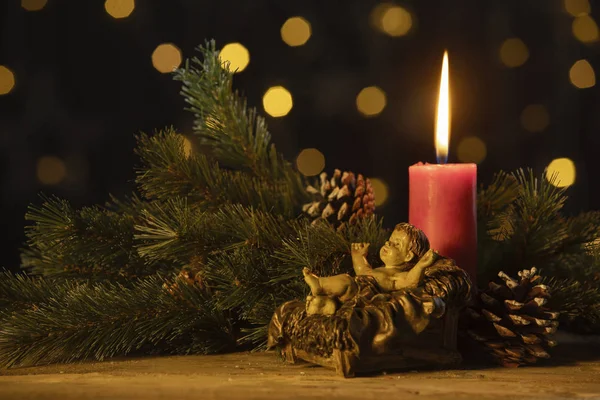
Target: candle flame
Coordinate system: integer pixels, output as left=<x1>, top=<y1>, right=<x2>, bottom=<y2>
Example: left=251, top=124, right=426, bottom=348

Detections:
left=435, top=51, right=450, bottom=164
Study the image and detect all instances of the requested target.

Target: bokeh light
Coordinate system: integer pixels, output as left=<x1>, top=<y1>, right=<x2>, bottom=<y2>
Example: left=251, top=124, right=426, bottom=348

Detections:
left=219, top=43, right=250, bottom=73
left=369, top=178, right=389, bottom=207
left=37, top=156, right=67, bottom=185
left=520, top=104, right=550, bottom=133
left=457, top=136, right=487, bottom=164
left=569, top=59, right=596, bottom=88
left=499, top=38, right=529, bottom=67
left=281, top=17, right=312, bottom=47
left=371, top=4, right=413, bottom=37
left=263, top=86, right=293, bottom=117
left=21, top=0, right=47, bottom=11
left=564, top=0, right=590, bottom=16
left=182, top=136, right=193, bottom=158
left=356, top=86, right=387, bottom=117
left=296, top=148, right=325, bottom=176
left=0, top=66, right=15, bottom=95
left=572, top=15, right=599, bottom=42
left=151, top=43, right=182, bottom=74
left=105, top=0, right=135, bottom=19
left=546, top=158, right=576, bottom=187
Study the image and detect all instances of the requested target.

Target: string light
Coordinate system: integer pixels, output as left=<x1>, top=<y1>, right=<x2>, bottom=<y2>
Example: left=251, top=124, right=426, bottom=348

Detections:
left=262, top=86, right=293, bottom=117
left=457, top=137, right=487, bottom=164
left=546, top=158, right=576, bottom=187
left=219, top=43, right=250, bottom=73
left=564, top=0, right=591, bottom=17
left=370, top=4, right=413, bottom=37
left=369, top=178, right=389, bottom=206
left=21, top=0, right=47, bottom=11
left=182, top=136, right=193, bottom=158
left=572, top=15, right=599, bottom=42
left=37, top=156, right=67, bottom=185
left=0, top=66, right=15, bottom=95
left=105, top=0, right=135, bottom=19
left=569, top=59, right=596, bottom=88
left=499, top=38, right=529, bottom=68
left=281, top=17, right=312, bottom=47
left=520, top=104, right=550, bottom=133
left=296, top=148, right=325, bottom=176
left=151, top=43, right=182, bottom=73
left=356, top=86, right=387, bottom=117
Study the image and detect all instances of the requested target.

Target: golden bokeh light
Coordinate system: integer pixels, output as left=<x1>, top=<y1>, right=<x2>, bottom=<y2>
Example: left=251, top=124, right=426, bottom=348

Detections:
left=499, top=38, right=529, bottom=67
left=457, top=137, right=487, bottom=164
left=564, top=0, right=590, bottom=16
left=569, top=59, right=596, bottom=88
left=546, top=158, right=576, bottom=188
left=572, top=15, right=599, bottom=42
left=371, top=4, right=413, bottom=37
left=21, top=0, right=47, bottom=11
left=296, top=148, right=325, bottom=176
left=37, top=156, right=67, bottom=185
left=356, top=86, right=387, bottom=117
left=262, top=86, right=293, bottom=117
left=369, top=178, right=389, bottom=207
left=151, top=43, right=182, bottom=74
left=219, top=43, right=250, bottom=73
left=281, top=17, right=312, bottom=47
left=0, top=66, right=15, bottom=95
left=521, top=104, right=550, bottom=133
left=105, top=0, right=135, bottom=19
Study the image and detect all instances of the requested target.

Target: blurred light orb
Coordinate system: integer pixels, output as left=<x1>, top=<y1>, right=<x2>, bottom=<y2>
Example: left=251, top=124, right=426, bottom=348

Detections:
left=572, top=15, right=599, bottom=42
left=152, top=43, right=182, bottom=73
left=182, top=136, right=193, bottom=158
left=281, top=17, right=312, bottom=47
left=371, top=4, right=413, bottom=37
left=546, top=158, right=576, bottom=187
left=499, top=38, right=529, bottom=67
left=356, top=86, right=387, bottom=117
left=296, top=148, right=325, bottom=176
left=0, top=66, right=16, bottom=95
left=564, top=0, right=591, bottom=16
left=521, top=104, right=550, bottom=133
left=37, top=156, right=67, bottom=185
left=21, top=0, right=47, bottom=11
left=369, top=178, right=389, bottom=207
left=263, top=86, right=293, bottom=117
left=219, top=43, right=250, bottom=73
left=105, top=0, right=135, bottom=19
left=457, top=136, right=487, bottom=164
left=569, top=59, right=596, bottom=88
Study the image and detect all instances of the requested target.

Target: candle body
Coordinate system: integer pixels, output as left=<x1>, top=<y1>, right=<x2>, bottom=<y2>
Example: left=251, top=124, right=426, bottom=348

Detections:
left=409, top=163, right=477, bottom=281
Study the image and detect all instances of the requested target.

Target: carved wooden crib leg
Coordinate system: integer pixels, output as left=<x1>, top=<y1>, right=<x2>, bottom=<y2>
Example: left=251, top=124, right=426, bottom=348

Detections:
left=333, top=349, right=356, bottom=378
left=282, top=343, right=298, bottom=364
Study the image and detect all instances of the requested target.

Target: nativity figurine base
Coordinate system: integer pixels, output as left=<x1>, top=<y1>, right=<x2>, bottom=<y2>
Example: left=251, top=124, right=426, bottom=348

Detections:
left=267, top=223, right=473, bottom=378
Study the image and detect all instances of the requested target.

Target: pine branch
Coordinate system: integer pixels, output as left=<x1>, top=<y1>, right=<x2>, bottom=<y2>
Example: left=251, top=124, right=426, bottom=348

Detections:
left=0, top=275, right=237, bottom=368
left=135, top=130, right=297, bottom=217
left=22, top=195, right=169, bottom=281
left=545, top=277, right=600, bottom=334
left=173, top=40, right=308, bottom=206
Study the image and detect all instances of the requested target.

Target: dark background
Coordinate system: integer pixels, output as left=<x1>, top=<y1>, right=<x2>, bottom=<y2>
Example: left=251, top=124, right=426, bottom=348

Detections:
left=1, top=0, right=599, bottom=273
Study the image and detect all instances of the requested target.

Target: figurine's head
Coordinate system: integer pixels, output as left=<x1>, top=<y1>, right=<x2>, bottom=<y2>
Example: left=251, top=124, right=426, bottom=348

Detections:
left=380, top=223, right=430, bottom=267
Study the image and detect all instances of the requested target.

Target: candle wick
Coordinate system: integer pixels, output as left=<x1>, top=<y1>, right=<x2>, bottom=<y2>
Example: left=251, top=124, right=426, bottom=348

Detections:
left=436, top=153, right=448, bottom=165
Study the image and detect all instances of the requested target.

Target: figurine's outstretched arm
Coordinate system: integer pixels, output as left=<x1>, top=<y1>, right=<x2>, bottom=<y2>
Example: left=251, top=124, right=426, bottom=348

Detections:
left=402, top=249, right=438, bottom=287
left=351, top=243, right=374, bottom=276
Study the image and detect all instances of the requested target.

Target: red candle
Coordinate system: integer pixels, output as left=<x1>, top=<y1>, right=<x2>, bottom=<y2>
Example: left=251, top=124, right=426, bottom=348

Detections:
left=408, top=52, right=477, bottom=281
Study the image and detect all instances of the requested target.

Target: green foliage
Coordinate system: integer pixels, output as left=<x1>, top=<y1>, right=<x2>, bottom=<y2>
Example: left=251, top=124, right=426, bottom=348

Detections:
left=3, top=41, right=599, bottom=369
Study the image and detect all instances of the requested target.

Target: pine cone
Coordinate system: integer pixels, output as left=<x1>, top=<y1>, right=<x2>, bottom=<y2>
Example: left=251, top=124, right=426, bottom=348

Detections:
left=301, top=169, right=375, bottom=230
left=460, top=268, right=559, bottom=367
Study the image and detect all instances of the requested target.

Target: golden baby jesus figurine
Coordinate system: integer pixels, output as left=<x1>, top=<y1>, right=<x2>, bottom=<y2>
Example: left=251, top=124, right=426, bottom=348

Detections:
left=303, top=223, right=439, bottom=314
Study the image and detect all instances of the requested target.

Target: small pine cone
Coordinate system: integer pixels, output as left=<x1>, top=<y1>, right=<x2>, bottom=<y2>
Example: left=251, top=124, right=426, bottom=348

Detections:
left=302, top=169, right=375, bottom=230
left=460, top=268, right=559, bottom=367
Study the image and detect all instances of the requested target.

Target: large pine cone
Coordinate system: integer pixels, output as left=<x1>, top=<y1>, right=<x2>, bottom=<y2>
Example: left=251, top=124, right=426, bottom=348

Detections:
left=301, top=169, right=375, bottom=230
left=460, top=268, right=559, bottom=367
